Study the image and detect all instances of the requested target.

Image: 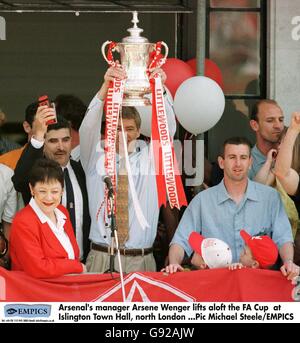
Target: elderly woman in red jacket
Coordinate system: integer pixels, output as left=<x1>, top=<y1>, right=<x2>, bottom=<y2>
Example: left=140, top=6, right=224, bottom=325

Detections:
left=10, top=158, right=85, bottom=278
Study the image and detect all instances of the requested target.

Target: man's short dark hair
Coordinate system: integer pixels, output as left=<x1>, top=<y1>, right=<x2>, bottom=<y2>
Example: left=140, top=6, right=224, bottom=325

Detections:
left=219, top=137, right=252, bottom=158
left=29, top=158, right=64, bottom=188
left=250, top=99, right=280, bottom=121
left=25, top=102, right=39, bottom=127
left=121, top=107, right=141, bottom=129
left=47, top=115, right=71, bottom=133
left=54, top=94, right=87, bottom=131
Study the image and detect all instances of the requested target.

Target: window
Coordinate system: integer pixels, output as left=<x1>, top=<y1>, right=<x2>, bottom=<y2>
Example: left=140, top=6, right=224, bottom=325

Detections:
left=207, top=0, right=266, bottom=160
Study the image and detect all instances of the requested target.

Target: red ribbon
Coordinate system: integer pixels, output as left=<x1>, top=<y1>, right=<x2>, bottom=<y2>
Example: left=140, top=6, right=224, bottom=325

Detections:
left=150, top=76, right=187, bottom=209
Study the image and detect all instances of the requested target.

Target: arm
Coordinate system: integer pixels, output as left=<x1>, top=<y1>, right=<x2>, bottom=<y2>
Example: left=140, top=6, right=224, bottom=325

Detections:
left=162, top=196, right=202, bottom=273
left=160, top=204, right=179, bottom=266
left=269, top=190, right=299, bottom=279
left=160, top=203, right=179, bottom=244
left=191, top=252, right=207, bottom=269
left=3, top=221, right=11, bottom=240
left=162, top=243, right=185, bottom=273
left=11, top=215, right=83, bottom=278
left=12, top=106, right=54, bottom=202
left=274, top=112, right=300, bottom=195
left=254, top=149, right=276, bottom=185
left=79, top=65, right=127, bottom=173
left=279, top=242, right=300, bottom=280
left=2, top=175, right=18, bottom=225
left=1, top=221, right=11, bottom=266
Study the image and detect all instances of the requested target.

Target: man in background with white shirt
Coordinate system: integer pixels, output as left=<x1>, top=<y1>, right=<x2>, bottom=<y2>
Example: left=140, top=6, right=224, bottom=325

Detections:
left=80, top=64, right=177, bottom=274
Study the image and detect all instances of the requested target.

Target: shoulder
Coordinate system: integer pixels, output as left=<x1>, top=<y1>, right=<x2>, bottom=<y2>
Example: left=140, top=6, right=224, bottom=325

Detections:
left=250, top=179, right=278, bottom=194
left=12, top=205, right=39, bottom=230
left=0, top=147, right=25, bottom=169
left=188, top=185, right=217, bottom=206
left=249, top=180, right=280, bottom=203
left=13, top=204, right=35, bottom=219
left=0, top=163, right=13, bottom=178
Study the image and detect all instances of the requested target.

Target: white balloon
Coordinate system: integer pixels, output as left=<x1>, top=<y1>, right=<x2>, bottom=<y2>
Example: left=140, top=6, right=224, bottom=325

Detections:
left=136, top=87, right=173, bottom=137
left=174, top=76, right=225, bottom=135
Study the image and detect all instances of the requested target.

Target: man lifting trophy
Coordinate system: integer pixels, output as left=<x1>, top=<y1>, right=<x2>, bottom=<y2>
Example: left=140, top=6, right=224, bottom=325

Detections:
left=79, top=12, right=186, bottom=286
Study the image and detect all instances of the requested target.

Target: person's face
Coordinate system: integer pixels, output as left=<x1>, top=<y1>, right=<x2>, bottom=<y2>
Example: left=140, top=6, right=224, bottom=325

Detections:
left=218, top=144, right=252, bottom=182
left=116, top=118, right=140, bottom=153
left=240, top=245, right=257, bottom=268
left=251, top=103, right=284, bottom=144
left=30, top=180, right=63, bottom=215
left=44, top=128, right=71, bottom=167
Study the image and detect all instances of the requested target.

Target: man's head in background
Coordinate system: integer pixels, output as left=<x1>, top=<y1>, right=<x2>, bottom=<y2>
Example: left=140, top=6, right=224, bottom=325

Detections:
left=23, top=102, right=39, bottom=140
left=54, top=94, right=87, bottom=150
left=249, top=99, right=284, bottom=152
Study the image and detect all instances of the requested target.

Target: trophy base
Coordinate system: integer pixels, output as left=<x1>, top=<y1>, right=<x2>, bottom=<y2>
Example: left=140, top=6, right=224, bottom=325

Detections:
left=122, top=96, right=151, bottom=107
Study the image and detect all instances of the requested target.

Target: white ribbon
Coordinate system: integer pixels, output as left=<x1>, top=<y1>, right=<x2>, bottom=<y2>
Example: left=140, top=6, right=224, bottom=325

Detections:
left=120, top=116, right=150, bottom=230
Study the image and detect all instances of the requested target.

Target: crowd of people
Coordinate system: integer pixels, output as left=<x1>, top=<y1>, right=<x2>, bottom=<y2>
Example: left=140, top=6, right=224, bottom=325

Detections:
left=0, top=64, right=299, bottom=283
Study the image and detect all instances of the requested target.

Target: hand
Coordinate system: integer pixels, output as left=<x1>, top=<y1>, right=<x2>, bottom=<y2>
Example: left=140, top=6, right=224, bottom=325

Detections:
left=104, top=63, right=127, bottom=84
left=32, top=106, right=56, bottom=141
left=266, top=148, right=277, bottom=163
left=228, top=263, right=244, bottom=270
left=280, top=260, right=300, bottom=280
left=161, top=263, right=184, bottom=274
left=290, top=112, right=300, bottom=132
left=149, top=67, right=167, bottom=84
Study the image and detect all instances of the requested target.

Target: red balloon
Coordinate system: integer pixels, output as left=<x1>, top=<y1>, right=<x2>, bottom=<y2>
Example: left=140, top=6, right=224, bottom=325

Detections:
left=161, top=58, right=195, bottom=97
left=186, top=58, right=224, bottom=89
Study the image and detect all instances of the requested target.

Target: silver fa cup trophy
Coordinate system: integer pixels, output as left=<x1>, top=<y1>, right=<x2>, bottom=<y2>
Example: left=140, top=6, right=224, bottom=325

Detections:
left=101, top=11, right=169, bottom=106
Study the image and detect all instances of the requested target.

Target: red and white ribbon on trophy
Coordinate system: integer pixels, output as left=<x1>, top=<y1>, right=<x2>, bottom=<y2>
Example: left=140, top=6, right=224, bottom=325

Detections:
left=103, top=42, right=124, bottom=214
left=103, top=41, right=187, bottom=222
left=149, top=42, right=187, bottom=209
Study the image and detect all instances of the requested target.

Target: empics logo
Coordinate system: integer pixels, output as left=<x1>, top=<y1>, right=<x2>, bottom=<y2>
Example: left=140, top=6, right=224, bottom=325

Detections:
left=4, top=304, right=51, bottom=318
left=0, top=16, right=6, bottom=40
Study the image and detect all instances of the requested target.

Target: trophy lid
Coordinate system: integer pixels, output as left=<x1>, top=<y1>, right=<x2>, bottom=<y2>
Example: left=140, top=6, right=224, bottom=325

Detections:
left=122, top=11, right=149, bottom=43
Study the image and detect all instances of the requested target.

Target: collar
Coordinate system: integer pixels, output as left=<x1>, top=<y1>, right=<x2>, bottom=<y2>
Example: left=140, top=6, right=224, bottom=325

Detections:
left=116, top=140, right=143, bottom=163
left=217, top=179, right=259, bottom=205
left=29, top=198, right=67, bottom=225
left=62, top=161, right=71, bottom=171
left=252, top=145, right=266, bottom=161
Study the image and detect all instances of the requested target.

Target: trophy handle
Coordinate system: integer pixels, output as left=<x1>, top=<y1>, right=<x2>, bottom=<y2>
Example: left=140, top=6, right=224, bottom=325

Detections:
left=101, top=40, right=117, bottom=65
left=160, top=41, right=169, bottom=65
left=152, top=41, right=169, bottom=69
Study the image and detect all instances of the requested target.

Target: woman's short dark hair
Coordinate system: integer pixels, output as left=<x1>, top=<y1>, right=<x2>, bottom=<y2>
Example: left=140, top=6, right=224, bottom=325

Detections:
left=29, top=158, right=64, bottom=188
